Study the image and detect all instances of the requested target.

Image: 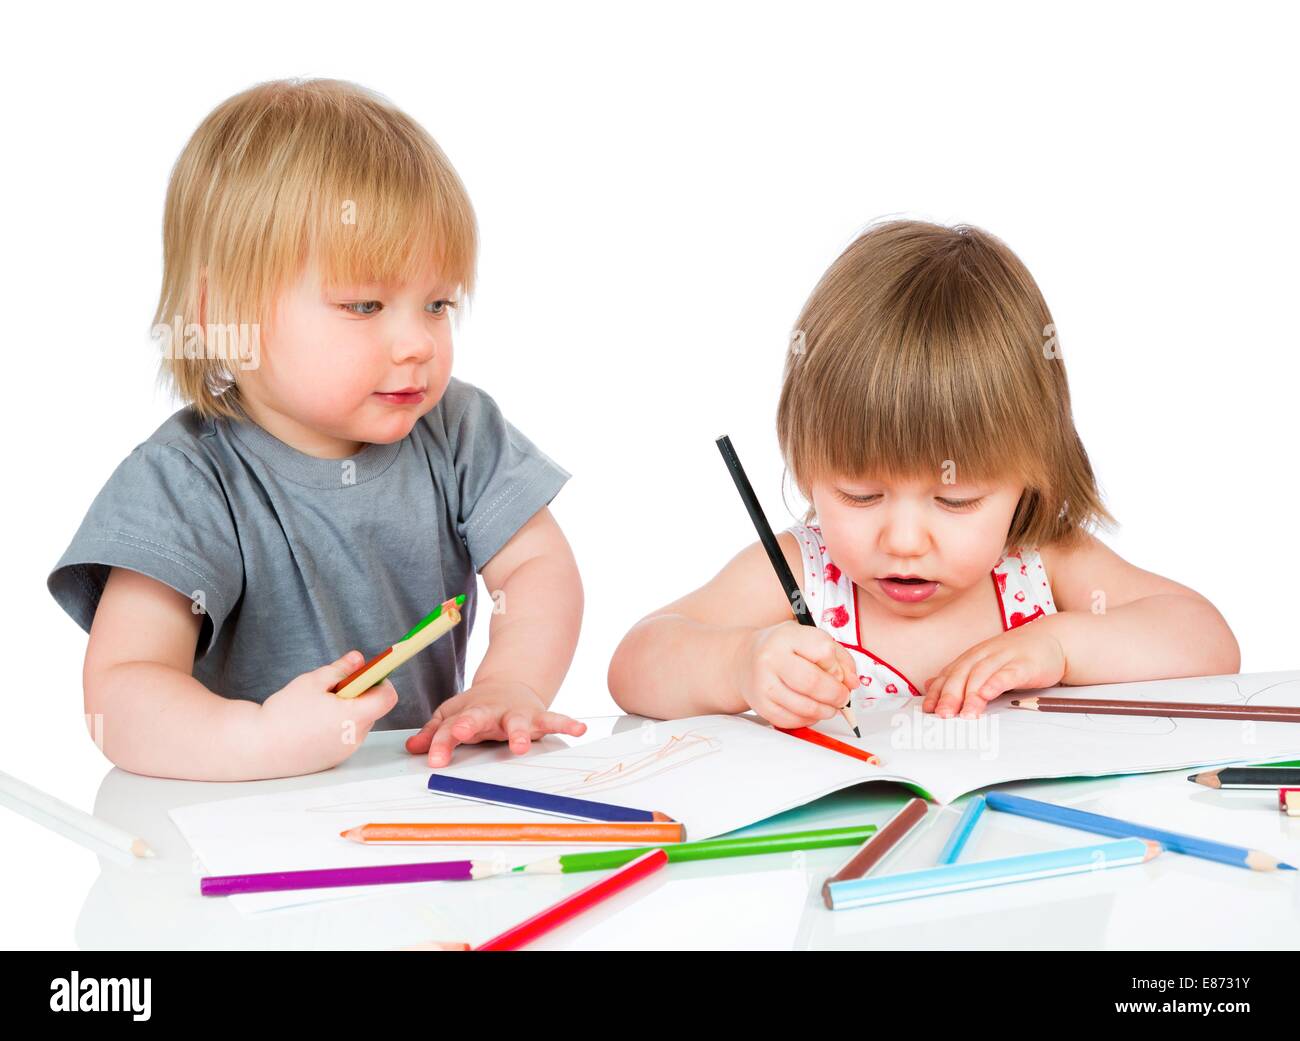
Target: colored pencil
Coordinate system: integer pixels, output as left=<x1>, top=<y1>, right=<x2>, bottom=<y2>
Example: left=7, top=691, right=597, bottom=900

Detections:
left=777, top=726, right=880, bottom=765
left=200, top=857, right=512, bottom=896
left=425, top=774, right=675, bottom=824
left=715, top=434, right=861, bottom=740
left=985, top=791, right=1295, bottom=872
left=937, top=795, right=987, bottom=865
left=1188, top=767, right=1300, bottom=790
left=331, top=595, right=466, bottom=699
left=341, top=821, right=685, bottom=844
left=825, top=837, right=1160, bottom=910
left=0, top=769, right=154, bottom=858
left=475, top=848, right=669, bottom=951
left=821, top=798, right=928, bottom=906
left=1281, top=789, right=1300, bottom=817
left=515, top=824, right=877, bottom=874
left=1010, top=695, right=1300, bottom=724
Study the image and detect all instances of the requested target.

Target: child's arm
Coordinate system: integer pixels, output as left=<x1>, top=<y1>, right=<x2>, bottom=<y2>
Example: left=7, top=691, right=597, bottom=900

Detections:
left=922, top=533, right=1241, bottom=717
left=1036, top=533, right=1241, bottom=684
left=83, top=567, right=397, bottom=780
left=608, top=533, right=859, bottom=724
left=405, top=507, right=587, bottom=766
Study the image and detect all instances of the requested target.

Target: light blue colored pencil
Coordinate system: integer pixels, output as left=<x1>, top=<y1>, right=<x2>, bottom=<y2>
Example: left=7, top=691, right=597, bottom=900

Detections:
left=825, top=837, right=1160, bottom=910
left=936, top=795, right=986, bottom=865
left=985, top=791, right=1296, bottom=872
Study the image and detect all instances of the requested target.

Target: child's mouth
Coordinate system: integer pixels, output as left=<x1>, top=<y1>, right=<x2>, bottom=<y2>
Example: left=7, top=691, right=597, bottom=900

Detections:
left=877, top=576, right=939, bottom=603
left=373, top=388, right=426, bottom=405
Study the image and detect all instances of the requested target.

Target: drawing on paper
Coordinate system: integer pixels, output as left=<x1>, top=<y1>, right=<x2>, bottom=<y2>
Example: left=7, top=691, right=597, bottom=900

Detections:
left=304, top=725, right=725, bottom=814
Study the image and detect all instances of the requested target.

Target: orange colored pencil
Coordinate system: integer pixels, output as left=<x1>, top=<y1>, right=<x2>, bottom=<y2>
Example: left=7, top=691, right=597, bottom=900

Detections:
left=341, top=821, right=686, bottom=844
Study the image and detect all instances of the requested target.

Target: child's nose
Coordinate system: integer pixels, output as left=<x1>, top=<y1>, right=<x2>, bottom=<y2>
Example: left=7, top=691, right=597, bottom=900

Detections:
left=391, top=324, right=438, bottom=364
left=878, top=515, right=930, bottom=558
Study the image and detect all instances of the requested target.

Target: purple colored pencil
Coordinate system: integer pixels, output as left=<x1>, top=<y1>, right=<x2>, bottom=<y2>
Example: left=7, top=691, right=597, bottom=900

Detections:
left=200, top=857, right=508, bottom=896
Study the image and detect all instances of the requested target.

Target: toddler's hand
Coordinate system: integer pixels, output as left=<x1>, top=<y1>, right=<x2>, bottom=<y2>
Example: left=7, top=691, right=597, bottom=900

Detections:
left=736, top=621, right=859, bottom=729
left=921, top=623, right=1067, bottom=719
left=405, top=679, right=587, bottom=767
left=260, top=650, right=400, bottom=774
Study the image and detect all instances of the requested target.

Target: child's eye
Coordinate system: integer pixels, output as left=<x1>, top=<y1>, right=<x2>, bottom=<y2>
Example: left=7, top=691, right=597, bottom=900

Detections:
left=426, top=299, right=458, bottom=317
left=938, top=497, right=983, bottom=511
left=835, top=491, right=880, bottom=506
left=340, top=301, right=382, bottom=316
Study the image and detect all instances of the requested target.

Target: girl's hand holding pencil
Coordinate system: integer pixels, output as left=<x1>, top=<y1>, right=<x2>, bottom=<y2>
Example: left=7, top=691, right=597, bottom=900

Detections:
left=405, top=678, right=587, bottom=767
left=736, top=621, right=861, bottom=730
left=260, top=650, right=400, bottom=774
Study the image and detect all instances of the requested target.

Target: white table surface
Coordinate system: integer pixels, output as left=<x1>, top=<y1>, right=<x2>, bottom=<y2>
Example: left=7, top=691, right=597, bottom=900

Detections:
left=16, top=714, right=1300, bottom=950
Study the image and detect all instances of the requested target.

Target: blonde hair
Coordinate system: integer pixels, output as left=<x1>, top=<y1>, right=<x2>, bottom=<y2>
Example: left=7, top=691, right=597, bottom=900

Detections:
left=153, top=78, right=478, bottom=421
left=776, top=219, right=1115, bottom=553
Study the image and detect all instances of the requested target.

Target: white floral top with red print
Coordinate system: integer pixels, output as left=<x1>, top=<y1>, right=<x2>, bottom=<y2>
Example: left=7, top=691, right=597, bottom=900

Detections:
left=787, top=523, right=1057, bottom=703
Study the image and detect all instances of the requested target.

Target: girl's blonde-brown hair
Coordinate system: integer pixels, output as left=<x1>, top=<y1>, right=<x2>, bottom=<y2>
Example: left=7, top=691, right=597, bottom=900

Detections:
left=153, top=78, right=478, bottom=421
left=777, top=219, right=1114, bottom=554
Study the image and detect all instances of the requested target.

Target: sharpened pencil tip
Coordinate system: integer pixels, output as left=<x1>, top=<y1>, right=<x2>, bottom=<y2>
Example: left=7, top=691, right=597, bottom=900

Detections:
left=1280, top=862, right=1297, bottom=871
left=853, top=727, right=861, bottom=738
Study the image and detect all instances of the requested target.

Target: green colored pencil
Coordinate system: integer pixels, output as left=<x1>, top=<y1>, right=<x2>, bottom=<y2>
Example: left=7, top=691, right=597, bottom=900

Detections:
left=514, top=824, right=877, bottom=874
left=400, top=594, right=466, bottom=641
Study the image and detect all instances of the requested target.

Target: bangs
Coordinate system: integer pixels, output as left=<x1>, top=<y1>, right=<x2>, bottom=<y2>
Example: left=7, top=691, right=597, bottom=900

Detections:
left=781, top=232, right=1059, bottom=493
left=304, top=120, right=477, bottom=296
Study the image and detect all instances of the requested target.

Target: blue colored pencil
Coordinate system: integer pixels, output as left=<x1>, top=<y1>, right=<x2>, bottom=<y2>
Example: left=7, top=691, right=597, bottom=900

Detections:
left=426, top=775, right=675, bottom=824
left=936, top=795, right=986, bottom=865
left=826, top=837, right=1160, bottom=909
left=984, top=791, right=1295, bottom=872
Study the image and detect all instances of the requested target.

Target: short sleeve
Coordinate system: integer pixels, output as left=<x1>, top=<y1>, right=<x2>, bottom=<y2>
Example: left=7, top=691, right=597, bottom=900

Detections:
left=447, top=381, right=572, bottom=571
left=47, top=443, right=245, bottom=656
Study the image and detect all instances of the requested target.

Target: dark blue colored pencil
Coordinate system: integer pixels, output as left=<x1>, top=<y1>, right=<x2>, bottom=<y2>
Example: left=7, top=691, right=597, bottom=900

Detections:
left=426, top=774, right=674, bottom=824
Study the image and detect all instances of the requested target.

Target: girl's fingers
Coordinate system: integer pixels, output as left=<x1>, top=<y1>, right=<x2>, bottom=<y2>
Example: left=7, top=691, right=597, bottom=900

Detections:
left=835, top=647, right=862, bottom=696
left=934, top=659, right=978, bottom=718
left=965, top=655, right=1015, bottom=704
left=767, top=679, right=837, bottom=724
left=779, top=653, right=853, bottom=709
left=981, top=663, right=1024, bottom=698
left=922, top=672, right=948, bottom=713
left=792, top=632, right=857, bottom=698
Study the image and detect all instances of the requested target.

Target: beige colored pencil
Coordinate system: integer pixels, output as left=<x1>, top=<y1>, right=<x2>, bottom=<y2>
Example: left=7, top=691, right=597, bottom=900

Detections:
left=333, top=605, right=462, bottom=700
left=0, top=770, right=154, bottom=857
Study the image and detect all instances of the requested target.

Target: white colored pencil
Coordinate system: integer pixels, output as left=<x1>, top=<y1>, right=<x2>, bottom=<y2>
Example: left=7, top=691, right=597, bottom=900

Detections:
left=0, top=769, right=154, bottom=857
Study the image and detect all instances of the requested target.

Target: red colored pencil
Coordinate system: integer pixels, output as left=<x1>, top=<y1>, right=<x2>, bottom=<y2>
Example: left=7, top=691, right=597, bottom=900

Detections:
left=474, top=848, right=669, bottom=951
left=778, top=726, right=881, bottom=765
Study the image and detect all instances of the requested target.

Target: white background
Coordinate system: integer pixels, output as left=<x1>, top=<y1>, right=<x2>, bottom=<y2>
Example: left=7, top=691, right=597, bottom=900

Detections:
left=2, top=1, right=1297, bottom=947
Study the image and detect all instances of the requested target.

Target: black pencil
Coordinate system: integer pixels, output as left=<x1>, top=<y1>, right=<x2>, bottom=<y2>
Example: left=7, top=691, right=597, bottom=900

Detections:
left=1188, top=766, right=1300, bottom=790
left=715, top=434, right=859, bottom=737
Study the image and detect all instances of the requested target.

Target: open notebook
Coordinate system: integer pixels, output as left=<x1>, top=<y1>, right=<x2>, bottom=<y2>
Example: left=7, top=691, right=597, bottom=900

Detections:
left=171, top=669, right=1300, bottom=913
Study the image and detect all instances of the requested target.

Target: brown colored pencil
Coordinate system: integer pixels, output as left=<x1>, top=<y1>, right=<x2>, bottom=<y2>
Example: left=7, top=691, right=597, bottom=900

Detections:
left=820, top=797, right=929, bottom=907
left=1010, top=696, right=1300, bottom=724
left=341, top=821, right=685, bottom=844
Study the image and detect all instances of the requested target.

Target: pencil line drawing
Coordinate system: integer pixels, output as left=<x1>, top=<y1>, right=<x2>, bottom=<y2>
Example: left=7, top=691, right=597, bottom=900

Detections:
left=495, top=728, right=724, bottom=797
left=301, top=726, right=726, bottom=814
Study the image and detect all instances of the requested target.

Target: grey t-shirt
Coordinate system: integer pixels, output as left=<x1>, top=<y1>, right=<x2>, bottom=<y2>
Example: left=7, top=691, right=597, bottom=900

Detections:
left=47, top=377, right=571, bottom=730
